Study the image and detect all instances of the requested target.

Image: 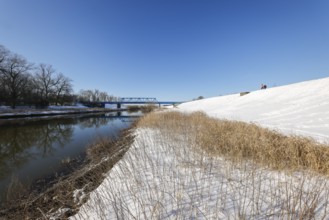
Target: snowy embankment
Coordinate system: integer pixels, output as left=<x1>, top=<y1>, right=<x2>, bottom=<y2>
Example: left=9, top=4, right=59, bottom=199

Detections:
left=179, top=77, right=329, bottom=143
left=0, top=105, right=116, bottom=119
left=69, top=77, right=329, bottom=219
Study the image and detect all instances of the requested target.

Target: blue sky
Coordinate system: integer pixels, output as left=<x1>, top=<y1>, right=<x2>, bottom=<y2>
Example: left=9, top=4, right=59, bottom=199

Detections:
left=0, top=0, right=328, bottom=101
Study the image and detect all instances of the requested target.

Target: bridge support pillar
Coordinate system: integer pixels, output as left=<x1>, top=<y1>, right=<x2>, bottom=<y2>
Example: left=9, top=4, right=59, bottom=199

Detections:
left=117, top=103, right=121, bottom=109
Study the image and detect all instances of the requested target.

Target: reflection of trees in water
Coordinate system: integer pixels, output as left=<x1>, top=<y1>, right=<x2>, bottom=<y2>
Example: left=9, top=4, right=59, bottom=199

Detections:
left=78, top=116, right=113, bottom=129
left=34, top=123, right=73, bottom=156
left=0, top=119, right=74, bottom=179
left=0, top=127, right=36, bottom=179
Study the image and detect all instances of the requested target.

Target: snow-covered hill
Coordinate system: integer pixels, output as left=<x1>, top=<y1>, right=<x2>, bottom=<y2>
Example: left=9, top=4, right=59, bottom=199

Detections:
left=70, top=77, right=329, bottom=220
left=179, top=77, right=329, bottom=143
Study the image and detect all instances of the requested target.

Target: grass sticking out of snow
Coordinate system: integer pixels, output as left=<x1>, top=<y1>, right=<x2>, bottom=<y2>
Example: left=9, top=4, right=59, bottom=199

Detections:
left=71, top=111, right=329, bottom=219
left=0, top=131, right=134, bottom=219
left=139, top=111, right=329, bottom=176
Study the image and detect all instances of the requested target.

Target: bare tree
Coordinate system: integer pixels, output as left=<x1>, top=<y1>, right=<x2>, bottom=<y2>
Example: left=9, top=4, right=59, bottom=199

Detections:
left=0, top=53, right=33, bottom=108
left=34, top=64, right=56, bottom=105
left=78, top=89, right=115, bottom=103
left=0, top=45, right=74, bottom=107
left=92, top=89, right=100, bottom=102
left=0, top=45, right=10, bottom=103
left=0, top=45, right=9, bottom=67
left=53, top=73, right=73, bottom=105
left=99, top=91, right=110, bottom=102
left=78, top=89, right=93, bottom=102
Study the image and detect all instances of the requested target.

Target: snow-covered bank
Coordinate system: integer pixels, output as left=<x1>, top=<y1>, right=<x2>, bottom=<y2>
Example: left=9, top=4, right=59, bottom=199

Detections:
left=71, top=115, right=329, bottom=219
left=69, top=77, right=329, bottom=219
left=179, top=77, right=329, bottom=143
left=0, top=107, right=117, bottom=119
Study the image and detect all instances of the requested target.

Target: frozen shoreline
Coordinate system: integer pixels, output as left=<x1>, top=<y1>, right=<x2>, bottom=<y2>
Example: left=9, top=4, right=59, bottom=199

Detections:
left=3, top=77, right=329, bottom=219
left=0, top=107, right=120, bottom=119
left=70, top=77, right=329, bottom=219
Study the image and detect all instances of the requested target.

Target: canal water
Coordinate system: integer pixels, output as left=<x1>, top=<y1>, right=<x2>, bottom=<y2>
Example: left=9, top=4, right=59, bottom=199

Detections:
left=0, top=111, right=139, bottom=203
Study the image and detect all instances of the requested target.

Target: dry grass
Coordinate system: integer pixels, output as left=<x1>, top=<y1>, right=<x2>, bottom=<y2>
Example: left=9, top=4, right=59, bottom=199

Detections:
left=6, top=110, right=329, bottom=219
left=72, top=110, right=329, bottom=219
left=0, top=129, right=134, bottom=219
left=138, top=111, right=329, bottom=175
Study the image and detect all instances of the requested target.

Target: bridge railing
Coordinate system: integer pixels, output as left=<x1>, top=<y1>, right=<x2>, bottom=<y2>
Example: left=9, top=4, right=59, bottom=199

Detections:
left=82, top=97, right=182, bottom=109
left=118, top=97, right=158, bottom=103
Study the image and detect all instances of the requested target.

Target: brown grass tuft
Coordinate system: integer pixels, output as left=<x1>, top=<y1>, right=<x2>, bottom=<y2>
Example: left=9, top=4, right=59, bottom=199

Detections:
left=138, top=111, right=329, bottom=175
left=0, top=129, right=134, bottom=219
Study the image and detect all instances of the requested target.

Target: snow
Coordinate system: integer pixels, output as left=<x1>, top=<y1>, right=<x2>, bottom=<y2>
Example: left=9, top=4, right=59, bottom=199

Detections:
left=179, top=77, right=329, bottom=143
left=0, top=105, right=110, bottom=119
left=49, top=104, right=88, bottom=109
left=69, top=77, right=329, bottom=219
left=104, top=104, right=117, bottom=109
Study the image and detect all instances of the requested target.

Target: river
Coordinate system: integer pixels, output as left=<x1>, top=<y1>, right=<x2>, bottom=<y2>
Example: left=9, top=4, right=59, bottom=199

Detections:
left=0, top=111, right=139, bottom=203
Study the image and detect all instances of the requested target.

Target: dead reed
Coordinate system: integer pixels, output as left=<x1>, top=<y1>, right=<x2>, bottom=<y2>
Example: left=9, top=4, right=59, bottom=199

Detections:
left=72, top=110, right=329, bottom=219
left=7, top=110, right=328, bottom=219
left=0, top=129, right=134, bottom=219
left=138, top=111, right=329, bottom=175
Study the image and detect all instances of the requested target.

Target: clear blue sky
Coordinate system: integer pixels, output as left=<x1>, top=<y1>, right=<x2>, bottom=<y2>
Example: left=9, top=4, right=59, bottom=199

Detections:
left=0, top=0, right=328, bottom=101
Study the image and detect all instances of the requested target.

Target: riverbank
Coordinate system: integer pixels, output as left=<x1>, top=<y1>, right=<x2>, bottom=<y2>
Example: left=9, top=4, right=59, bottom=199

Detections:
left=0, top=106, right=121, bottom=119
left=0, top=108, right=140, bottom=219
left=3, top=77, right=329, bottom=218
left=2, top=107, right=329, bottom=218
left=0, top=123, right=135, bottom=219
left=69, top=77, right=329, bottom=219
left=69, top=111, right=329, bottom=219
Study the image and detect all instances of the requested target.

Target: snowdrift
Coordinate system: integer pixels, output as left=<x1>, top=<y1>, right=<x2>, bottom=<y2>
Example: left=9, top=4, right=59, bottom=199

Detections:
left=179, top=77, right=329, bottom=143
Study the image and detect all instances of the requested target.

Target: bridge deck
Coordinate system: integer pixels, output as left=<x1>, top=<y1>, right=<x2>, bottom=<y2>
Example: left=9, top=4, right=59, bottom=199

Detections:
left=100, top=101, right=181, bottom=105
left=82, top=97, right=182, bottom=108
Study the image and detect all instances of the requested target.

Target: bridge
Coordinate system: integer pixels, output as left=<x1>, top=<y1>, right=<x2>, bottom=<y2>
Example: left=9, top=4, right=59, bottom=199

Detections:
left=100, top=112, right=142, bottom=122
left=100, top=97, right=182, bottom=109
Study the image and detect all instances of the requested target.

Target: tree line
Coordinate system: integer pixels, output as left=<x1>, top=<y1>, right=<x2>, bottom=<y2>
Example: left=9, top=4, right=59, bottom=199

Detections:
left=0, top=45, right=115, bottom=109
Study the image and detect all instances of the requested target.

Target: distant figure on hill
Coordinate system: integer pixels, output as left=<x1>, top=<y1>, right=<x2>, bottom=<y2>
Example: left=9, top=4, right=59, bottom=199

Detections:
left=261, top=84, right=267, bottom=90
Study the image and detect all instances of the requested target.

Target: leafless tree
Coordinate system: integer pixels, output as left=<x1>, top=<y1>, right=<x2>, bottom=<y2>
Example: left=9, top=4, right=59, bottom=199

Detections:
left=0, top=45, right=9, bottom=67
left=78, top=89, right=115, bottom=103
left=99, top=91, right=110, bottom=102
left=78, top=89, right=93, bottom=102
left=34, top=64, right=75, bottom=106
left=0, top=45, right=10, bottom=103
left=0, top=53, right=33, bottom=108
left=92, top=89, right=100, bottom=102
left=34, top=63, right=56, bottom=104
left=53, top=73, right=73, bottom=105
left=0, top=45, right=75, bottom=107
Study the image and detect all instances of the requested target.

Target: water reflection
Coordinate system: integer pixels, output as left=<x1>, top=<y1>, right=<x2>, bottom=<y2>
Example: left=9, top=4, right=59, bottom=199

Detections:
left=0, top=119, right=74, bottom=179
left=78, top=116, right=112, bottom=129
left=0, top=112, right=138, bottom=202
